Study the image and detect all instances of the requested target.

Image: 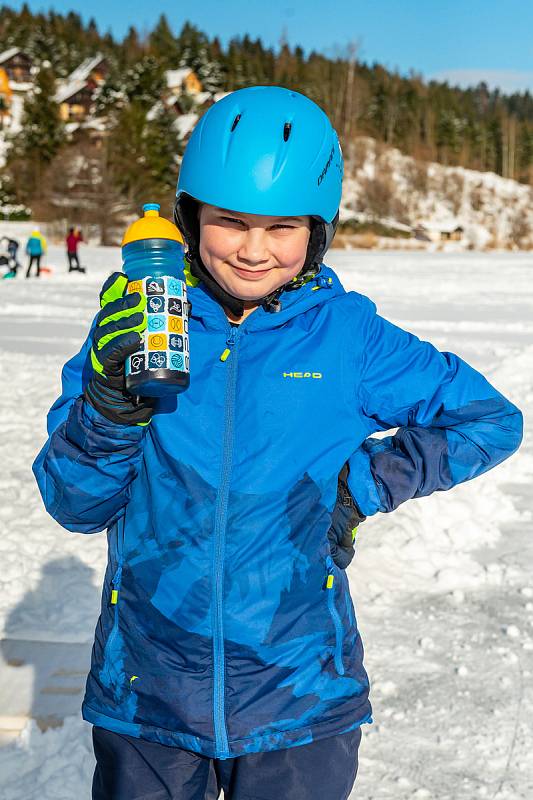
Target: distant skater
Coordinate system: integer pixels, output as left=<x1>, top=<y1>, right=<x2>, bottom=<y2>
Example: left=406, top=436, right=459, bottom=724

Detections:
left=66, top=227, right=85, bottom=273
left=25, top=229, right=47, bottom=278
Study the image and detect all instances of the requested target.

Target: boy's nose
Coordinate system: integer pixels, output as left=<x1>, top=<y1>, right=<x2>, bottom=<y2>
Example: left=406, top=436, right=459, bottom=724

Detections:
left=237, top=229, right=270, bottom=266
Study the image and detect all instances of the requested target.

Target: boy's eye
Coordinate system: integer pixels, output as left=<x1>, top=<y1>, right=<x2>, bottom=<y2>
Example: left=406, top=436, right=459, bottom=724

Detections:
left=218, top=217, right=295, bottom=231
left=219, top=216, right=245, bottom=226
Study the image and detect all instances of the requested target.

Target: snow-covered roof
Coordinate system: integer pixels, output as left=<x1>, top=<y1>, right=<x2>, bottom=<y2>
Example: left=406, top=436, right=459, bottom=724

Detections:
left=194, top=91, right=212, bottom=105
left=55, top=54, right=106, bottom=103
left=64, top=117, right=108, bottom=136
left=66, top=54, right=105, bottom=84
left=55, top=79, right=88, bottom=104
left=173, top=112, right=198, bottom=139
left=147, top=101, right=164, bottom=122
left=166, top=68, right=193, bottom=89
left=0, top=47, right=21, bottom=66
left=8, top=81, right=33, bottom=93
left=417, top=219, right=464, bottom=233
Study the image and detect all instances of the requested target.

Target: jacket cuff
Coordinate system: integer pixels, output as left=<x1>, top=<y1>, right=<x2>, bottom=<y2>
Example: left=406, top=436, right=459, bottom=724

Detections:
left=346, top=442, right=382, bottom=516
left=65, top=396, right=146, bottom=455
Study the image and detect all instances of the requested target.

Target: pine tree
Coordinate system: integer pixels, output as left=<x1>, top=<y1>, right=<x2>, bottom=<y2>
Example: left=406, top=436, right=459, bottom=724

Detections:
left=6, top=65, right=64, bottom=205
left=124, top=56, right=165, bottom=110
left=196, top=45, right=224, bottom=94
left=145, top=104, right=181, bottom=194
left=106, top=99, right=180, bottom=211
left=149, top=14, right=178, bottom=68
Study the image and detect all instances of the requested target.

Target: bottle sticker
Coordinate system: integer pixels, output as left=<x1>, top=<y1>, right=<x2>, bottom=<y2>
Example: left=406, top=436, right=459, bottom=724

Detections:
left=147, top=295, right=165, bottom=314
left=169, top=334, right=184, bottom=351
left=130, top=354, right=145, bottom=374
left=146, top=278, right=165, bottom=295
left=128, top=280, right=143, bottom=294
left=170, top=353, right=184, bottom=370
left=125, top=275, right=190, bottom=378
left=148, top=351, right=167, bottom=369
left=147, top=314, right=165, bottom=331
left=168, top=298, right=182, bottom=315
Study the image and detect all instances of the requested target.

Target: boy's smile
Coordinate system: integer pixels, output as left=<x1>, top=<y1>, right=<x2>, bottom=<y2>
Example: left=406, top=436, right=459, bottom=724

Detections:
left=198, top=203, right=311, bottom=312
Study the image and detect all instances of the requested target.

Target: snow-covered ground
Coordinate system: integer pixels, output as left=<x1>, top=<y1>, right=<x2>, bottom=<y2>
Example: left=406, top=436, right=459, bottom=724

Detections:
left=0, top=245, right=531, bottom=799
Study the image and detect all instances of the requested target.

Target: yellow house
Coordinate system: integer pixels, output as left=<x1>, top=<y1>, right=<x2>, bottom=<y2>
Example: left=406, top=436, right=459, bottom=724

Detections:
left=165, top=68, right=203, bottom=96
left=0, top=67, right=12, bottom=123
left=55, top=54, right=109, bottom=122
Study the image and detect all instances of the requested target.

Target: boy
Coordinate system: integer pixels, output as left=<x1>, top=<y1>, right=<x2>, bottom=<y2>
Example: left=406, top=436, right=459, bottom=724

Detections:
left=33, top=86, right=522, bottom=800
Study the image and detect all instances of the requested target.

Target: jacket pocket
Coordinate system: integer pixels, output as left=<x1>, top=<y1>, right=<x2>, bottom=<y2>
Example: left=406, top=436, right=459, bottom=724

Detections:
left=104, top=518, right=125, bottom=659
left=324, top=555, right=345, bottom=676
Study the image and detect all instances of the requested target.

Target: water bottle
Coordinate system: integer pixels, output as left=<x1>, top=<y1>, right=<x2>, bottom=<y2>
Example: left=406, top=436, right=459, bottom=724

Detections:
left=123, top=203, right=190, bottom=397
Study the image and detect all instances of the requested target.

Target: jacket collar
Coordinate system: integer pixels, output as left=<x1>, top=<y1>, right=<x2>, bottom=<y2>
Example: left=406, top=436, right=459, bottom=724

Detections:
left=187, top=263, right=345, bottom=333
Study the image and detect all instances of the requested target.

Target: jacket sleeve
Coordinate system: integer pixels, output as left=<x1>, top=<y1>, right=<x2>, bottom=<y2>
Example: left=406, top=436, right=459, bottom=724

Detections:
left=32, top=325, right=147, bottom=534
left=347, top=296, right=523, bottom=516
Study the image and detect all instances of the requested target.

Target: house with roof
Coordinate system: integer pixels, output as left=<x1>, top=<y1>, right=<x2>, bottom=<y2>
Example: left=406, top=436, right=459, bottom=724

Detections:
left=0, top=48, right=33, bottom=84
left=55, top=54, right=109, bottom=122
left=165, top=68, right=203, bottom=97
left=0, top=48, right=34, bottom=131
left=0, top=68, right=12, bottom=125
left=414, top=221, right=465, bottom=243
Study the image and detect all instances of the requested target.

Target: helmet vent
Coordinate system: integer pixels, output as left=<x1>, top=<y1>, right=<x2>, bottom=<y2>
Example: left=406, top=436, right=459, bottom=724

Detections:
left=283, top=122, right=292, bottom=141
left=230, top=113, right=242, bottom=132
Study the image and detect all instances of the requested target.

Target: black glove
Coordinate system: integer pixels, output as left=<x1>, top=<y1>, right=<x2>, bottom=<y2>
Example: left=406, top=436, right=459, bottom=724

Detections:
left=84, top=272, right=157, bottom=426
left=327, top=462, right=366, bottom=569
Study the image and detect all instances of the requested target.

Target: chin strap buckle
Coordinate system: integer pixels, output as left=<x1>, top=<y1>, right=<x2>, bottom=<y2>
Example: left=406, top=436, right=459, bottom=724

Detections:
left=262, top=297, right=282, bottom=313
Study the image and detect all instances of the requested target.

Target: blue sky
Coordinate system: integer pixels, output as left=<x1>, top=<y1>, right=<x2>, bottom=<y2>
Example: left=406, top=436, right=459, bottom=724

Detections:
left=7, top=0, right=533, bottom=93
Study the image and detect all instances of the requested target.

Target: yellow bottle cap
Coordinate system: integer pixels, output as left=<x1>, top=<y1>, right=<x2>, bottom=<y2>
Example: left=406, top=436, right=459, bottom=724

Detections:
left=122, top=203, right=184, bottom=246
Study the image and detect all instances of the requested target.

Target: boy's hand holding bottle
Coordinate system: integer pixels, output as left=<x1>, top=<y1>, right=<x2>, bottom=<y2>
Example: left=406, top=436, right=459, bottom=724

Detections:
left=84, top=272, right=157, bottom=426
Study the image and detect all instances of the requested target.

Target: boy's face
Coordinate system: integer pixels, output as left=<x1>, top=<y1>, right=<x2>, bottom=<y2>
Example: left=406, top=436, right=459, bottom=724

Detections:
left=198, top=204, right=311, bottom=302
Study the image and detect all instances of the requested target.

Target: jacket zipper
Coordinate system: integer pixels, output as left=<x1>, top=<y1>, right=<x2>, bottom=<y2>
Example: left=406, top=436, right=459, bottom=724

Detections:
left=110, top=516, right=125, bottom=605
left=325, top=555, right=345, bottom=676
left=106, top=517, right=125, bottom=652
left=212, top=324, right=240, bottom=757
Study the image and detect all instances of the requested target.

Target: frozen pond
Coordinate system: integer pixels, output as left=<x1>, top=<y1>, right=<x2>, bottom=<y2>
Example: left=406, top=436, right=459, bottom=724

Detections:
left=0, top=246, right=531, bottom=799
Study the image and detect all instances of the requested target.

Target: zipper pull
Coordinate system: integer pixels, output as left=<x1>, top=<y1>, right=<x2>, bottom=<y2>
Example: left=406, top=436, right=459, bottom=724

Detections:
left=111, top=564, right=123, bottom=605
left=324, top=555, right=335, bottom=589
left=220, top=326, right=238, bottom=362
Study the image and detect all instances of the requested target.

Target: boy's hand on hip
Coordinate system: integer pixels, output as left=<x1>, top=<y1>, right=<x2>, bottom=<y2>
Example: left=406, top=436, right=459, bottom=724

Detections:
left=327, top=463, right=366, bottom=569
left=84, top=271, right=156, bottom=426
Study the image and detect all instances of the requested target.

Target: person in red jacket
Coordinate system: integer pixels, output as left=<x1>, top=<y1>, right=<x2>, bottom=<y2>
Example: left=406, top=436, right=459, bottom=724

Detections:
left=66, top=227, right=85, bottom=273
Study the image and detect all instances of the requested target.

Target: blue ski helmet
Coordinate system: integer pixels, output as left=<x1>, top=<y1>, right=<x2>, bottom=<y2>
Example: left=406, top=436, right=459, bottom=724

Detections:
left=174, top=86, right=343, bottom=273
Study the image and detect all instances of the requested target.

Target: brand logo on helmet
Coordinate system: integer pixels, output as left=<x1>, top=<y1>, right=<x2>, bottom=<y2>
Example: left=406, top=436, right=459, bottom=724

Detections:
left=317, top=146, right=334, bottom=186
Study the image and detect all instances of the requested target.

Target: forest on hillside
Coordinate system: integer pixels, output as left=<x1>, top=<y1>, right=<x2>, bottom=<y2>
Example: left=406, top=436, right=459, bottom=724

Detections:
left=2, top=5, right=533, bottom=241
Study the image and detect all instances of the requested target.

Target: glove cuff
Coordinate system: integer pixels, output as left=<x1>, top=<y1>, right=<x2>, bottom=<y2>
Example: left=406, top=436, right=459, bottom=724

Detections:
left=84, top=375, right=156, bottom=426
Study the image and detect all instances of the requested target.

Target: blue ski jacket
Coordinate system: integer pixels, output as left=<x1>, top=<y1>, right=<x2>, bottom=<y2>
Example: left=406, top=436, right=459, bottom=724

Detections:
left=33, top=264, right=523, bottom=758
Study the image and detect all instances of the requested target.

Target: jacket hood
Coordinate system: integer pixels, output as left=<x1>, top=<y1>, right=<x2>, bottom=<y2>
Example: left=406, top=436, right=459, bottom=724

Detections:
left=187, top=263, right=346, bottom=333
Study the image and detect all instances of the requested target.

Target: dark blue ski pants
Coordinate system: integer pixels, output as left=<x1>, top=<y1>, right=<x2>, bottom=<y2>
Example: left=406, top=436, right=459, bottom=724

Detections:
left=92, top=725, right=362, bottom=800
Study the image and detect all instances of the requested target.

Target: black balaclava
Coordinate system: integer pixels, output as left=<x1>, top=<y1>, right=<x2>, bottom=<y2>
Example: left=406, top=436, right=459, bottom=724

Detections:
left=174, top=195, right=334, bottom=317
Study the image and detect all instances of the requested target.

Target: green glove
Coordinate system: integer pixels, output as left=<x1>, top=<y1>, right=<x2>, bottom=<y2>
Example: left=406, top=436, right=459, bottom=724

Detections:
left=84, top=271, right=156, bottom=426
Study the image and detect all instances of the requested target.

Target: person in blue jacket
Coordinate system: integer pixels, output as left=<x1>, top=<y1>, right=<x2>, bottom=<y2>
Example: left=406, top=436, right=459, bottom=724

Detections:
left=25, top=228, right=47, bottom=278
left=33, top=87, right=523, bottom=800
